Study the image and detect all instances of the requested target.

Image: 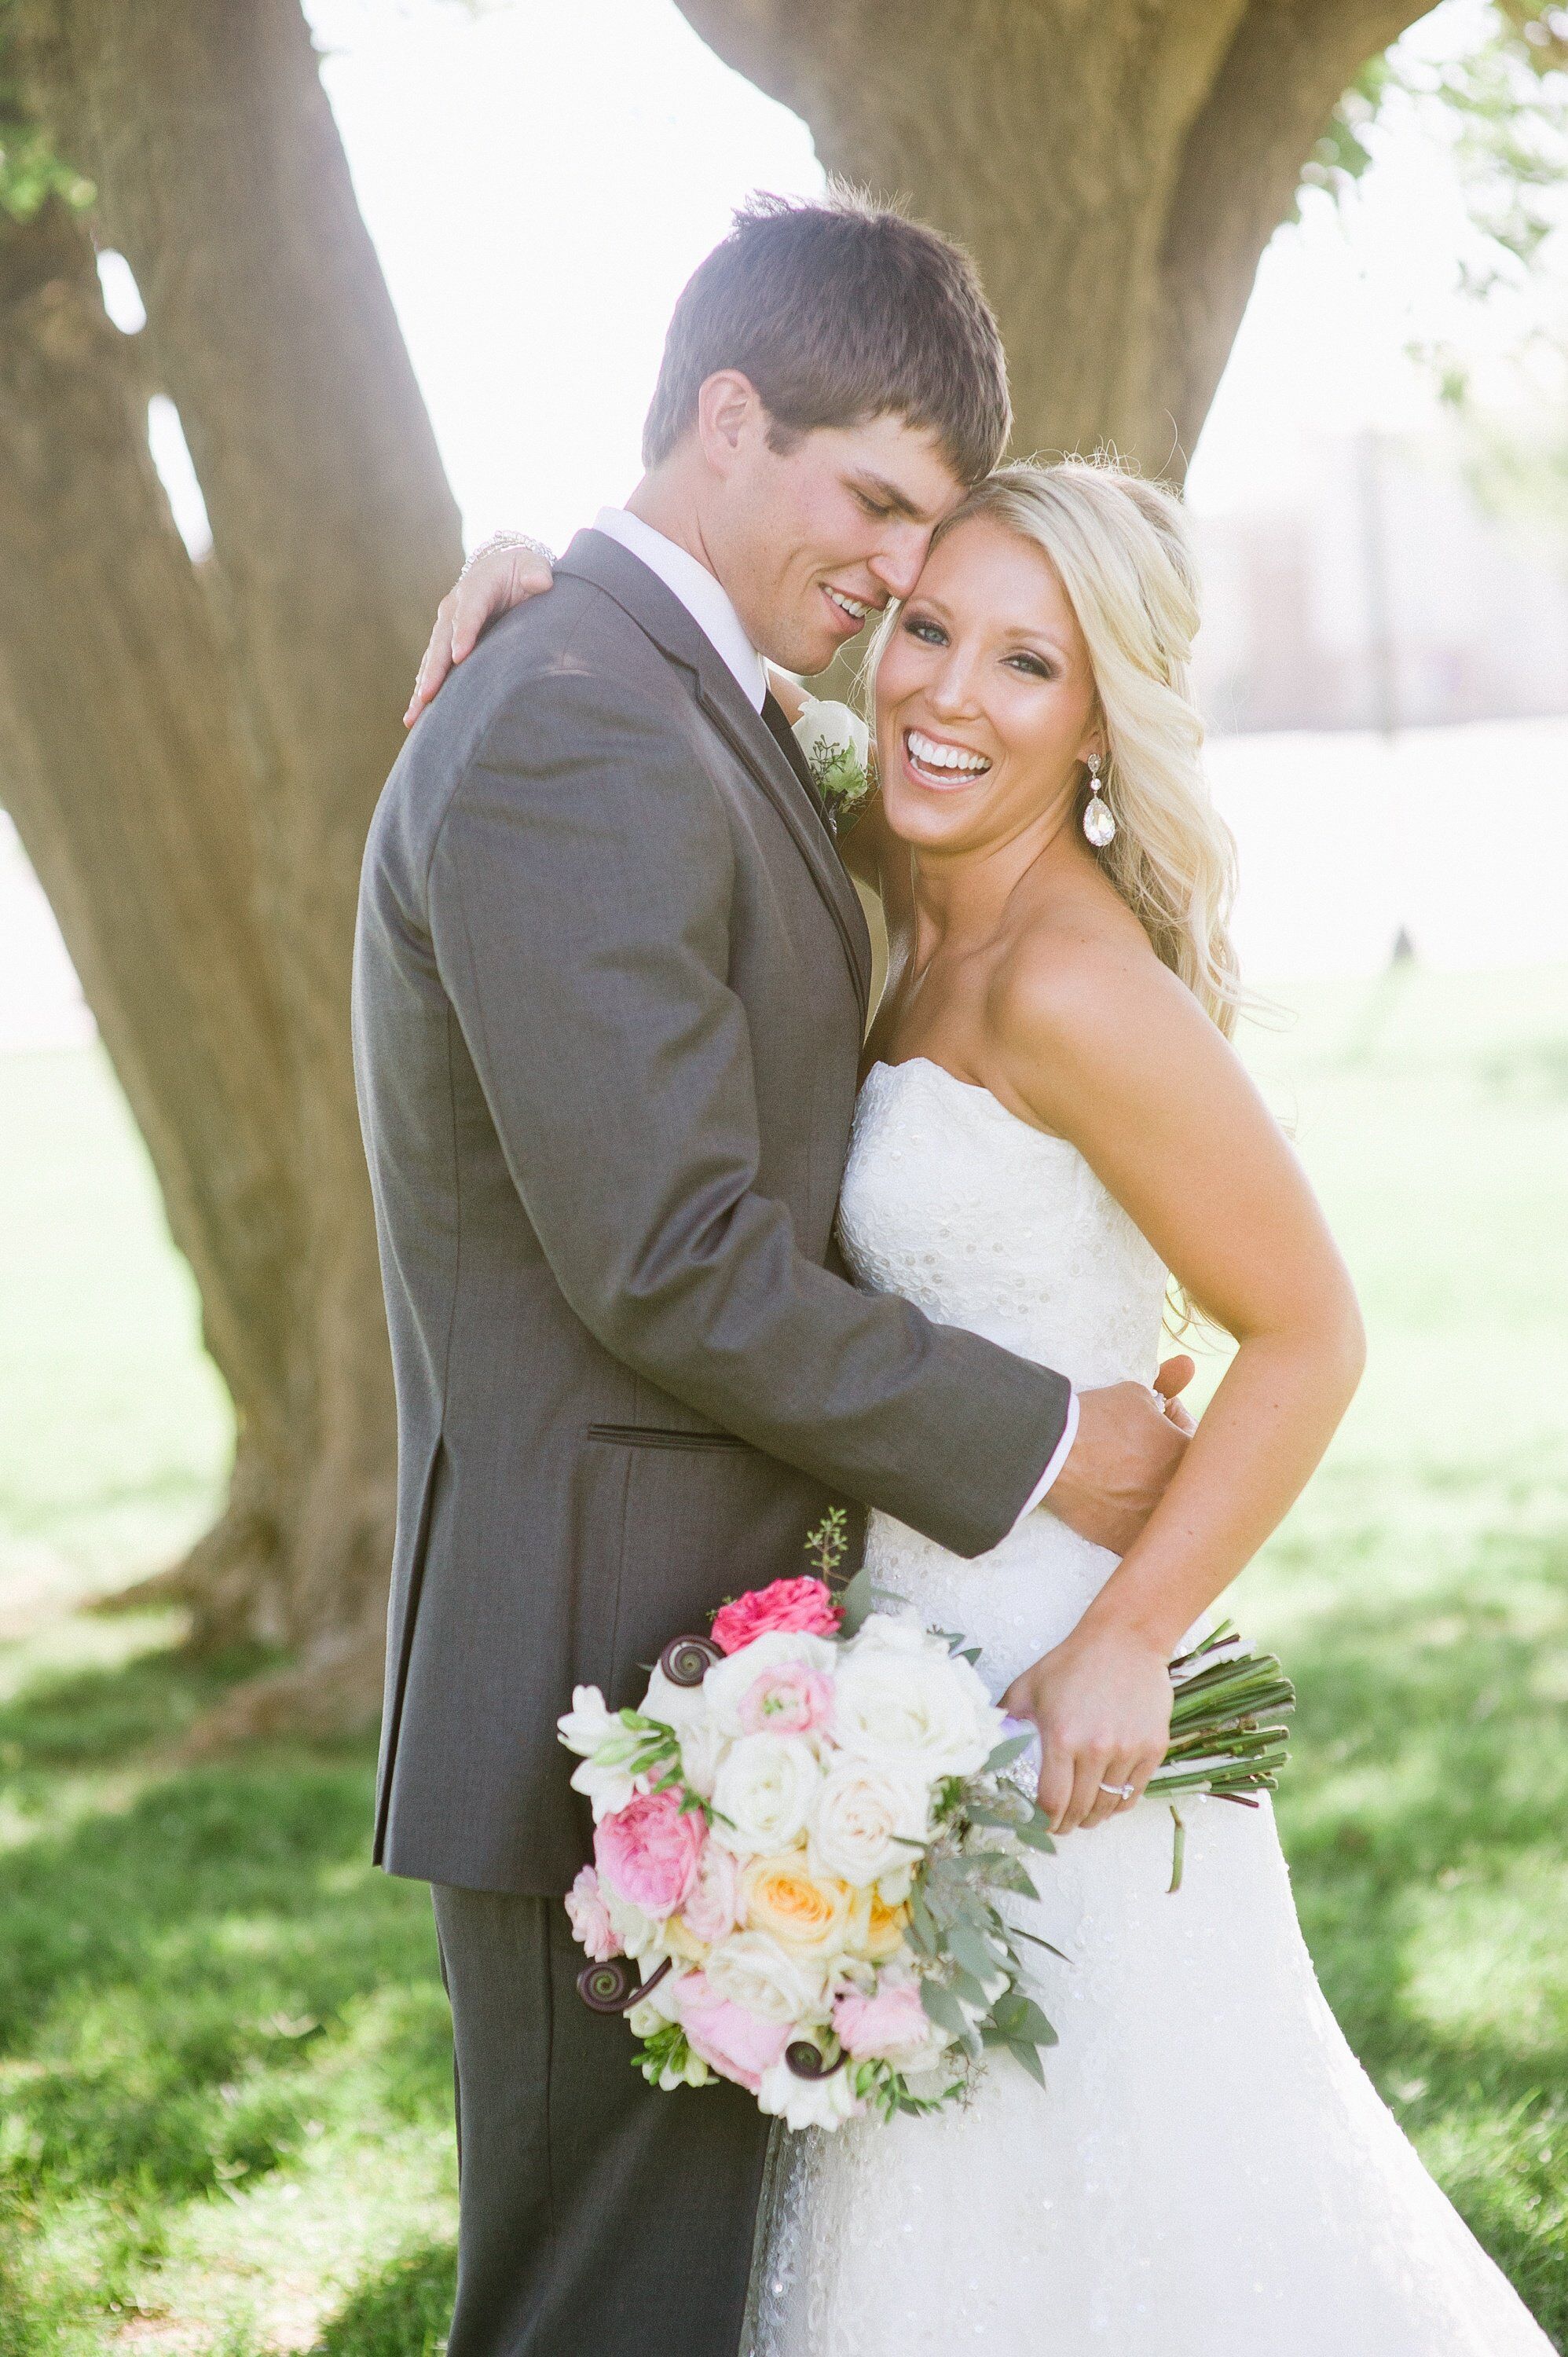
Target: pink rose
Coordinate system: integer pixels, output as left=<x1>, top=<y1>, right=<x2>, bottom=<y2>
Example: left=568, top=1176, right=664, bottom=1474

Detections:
left=738, top=1660, right=835, bottom=1738
left=681, top=1839, right=742, bottom=1947
left=711, top=1577, right=843, bottom=1657
left=563, top=1865, right=621, bottom=1963
left=674, top=1970, right=793, bottom=2094
left=595, top=1790, right=705, bottom=1919
left=833, top=1978, right=932, bottom=2062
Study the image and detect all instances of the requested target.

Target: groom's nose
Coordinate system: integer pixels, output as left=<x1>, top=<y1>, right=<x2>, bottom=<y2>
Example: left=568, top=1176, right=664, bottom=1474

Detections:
left=867, top=522, right=932, bottom=603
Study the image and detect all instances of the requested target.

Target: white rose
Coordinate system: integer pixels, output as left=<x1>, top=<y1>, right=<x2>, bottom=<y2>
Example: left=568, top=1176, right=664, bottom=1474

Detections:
left=639, top=1666, right=729, bottom=1799
left=808, top=1758, right=931, bottom=1887
left=833, top=1620, right=999, bottom=1780
left=705, top=1930, right=828, bottom=2024
left=710, top=1732, right=822, bottom=1854
left=673, top=1713, right=729, bottom=1802
left=639, top=1663, right=705, bottom=1732
left=793, top=698, right=870, bottom=774
left=757, top=2054, right=864, bottom=2132
left=704, top=1632, right=839, bottom=1738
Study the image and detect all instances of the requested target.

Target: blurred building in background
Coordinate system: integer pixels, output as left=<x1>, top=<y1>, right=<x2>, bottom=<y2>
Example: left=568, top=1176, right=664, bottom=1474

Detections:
left=1193, top=424, right=1568, bottom=735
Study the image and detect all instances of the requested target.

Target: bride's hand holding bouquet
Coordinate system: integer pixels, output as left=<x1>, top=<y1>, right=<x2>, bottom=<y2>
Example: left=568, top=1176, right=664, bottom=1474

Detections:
left=1002, top=1616, right=1174, bottom=1835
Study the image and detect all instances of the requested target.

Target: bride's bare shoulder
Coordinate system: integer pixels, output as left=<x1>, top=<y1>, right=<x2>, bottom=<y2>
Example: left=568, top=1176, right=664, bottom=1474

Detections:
left=988, top=896, right=1226, bottom=1135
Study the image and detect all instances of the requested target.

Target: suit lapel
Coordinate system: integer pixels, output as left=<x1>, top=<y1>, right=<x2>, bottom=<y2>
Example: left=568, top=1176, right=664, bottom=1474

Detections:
left=556, top=531, right=874, bottom=1021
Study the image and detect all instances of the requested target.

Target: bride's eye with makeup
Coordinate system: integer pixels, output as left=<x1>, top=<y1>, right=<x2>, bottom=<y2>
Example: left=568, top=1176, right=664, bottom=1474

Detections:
left=902, top=610, right=947, bottom=647
left=1006, top=648, right=1055, bottom=680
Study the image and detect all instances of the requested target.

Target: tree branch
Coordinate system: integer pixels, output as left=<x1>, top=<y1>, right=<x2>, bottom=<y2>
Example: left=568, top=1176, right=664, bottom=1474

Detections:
left=1157, top=0, right=1432, bottom=460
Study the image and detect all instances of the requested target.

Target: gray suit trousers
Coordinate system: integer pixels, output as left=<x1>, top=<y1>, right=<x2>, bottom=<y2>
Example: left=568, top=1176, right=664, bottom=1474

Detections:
left=433, top=1883, right=771, bottom=2357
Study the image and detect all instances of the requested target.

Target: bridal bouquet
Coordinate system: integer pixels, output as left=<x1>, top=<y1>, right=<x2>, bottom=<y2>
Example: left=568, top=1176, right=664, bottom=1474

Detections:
left=557, top=1519, right=1060, bottom=2132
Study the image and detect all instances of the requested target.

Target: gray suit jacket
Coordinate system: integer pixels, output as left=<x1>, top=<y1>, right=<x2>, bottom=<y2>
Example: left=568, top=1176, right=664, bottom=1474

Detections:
left=353, top=530, right=1071, bottom=1893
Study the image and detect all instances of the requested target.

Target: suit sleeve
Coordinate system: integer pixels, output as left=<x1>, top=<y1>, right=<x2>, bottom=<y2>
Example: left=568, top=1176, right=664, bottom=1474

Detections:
left=425, top=663, right=1070, bottom=1560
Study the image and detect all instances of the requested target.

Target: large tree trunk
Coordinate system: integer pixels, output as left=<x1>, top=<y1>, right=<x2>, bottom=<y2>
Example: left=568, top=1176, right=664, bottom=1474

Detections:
left=676, top=0, right=1431, bottom=473
left=0, top=196, right=299, bottom=1641
left=9, top=0, right=463, bottom=1734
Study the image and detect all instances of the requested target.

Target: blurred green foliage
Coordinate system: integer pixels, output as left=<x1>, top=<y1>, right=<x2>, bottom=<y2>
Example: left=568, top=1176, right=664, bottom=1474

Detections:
left=0, top=2, right=92, bottom=222
left=0, top=965, right=1565, bottom=2349
left=1306, top=0, right=1568, bottom=278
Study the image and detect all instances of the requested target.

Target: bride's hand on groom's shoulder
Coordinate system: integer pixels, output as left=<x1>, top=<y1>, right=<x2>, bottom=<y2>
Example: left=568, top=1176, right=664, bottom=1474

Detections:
left=404, top=535, right=555, bottom=726
left=1002, top=1622, right=1174, bottom=1836
left=1046, top=1363, right=1194, bottom=1556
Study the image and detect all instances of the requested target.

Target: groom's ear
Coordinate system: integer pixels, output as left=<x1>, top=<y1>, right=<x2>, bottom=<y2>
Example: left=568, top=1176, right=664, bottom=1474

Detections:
left=695, top=369, right=769, bottom=480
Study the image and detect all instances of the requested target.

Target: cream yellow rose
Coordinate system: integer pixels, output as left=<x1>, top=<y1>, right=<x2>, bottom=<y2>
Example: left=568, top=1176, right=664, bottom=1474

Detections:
left=863, top=1891, right=910, bottom=1963
left=740, top=1853, right=860, bottom=1961
left=661, top=1912, right=713, bottom=1967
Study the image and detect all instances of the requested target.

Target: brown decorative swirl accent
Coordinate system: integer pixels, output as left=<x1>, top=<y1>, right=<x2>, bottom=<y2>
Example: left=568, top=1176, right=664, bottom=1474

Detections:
left=577, top=1955, right=673, bottom=2015
left=784, top=2040, right=849, bottom=2080
left=659, top=1634, right=722, bottom=1688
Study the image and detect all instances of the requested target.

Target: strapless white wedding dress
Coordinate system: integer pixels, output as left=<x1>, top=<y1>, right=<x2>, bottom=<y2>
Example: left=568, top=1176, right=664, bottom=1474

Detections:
left=746, top=1057, right=1552, bottom=2357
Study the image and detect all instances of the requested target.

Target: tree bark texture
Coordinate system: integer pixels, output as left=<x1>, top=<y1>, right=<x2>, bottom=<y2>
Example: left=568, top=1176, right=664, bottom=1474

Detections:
left=676, top=0, right=1432, bottom=474
left=0, top=196, right=298, bottom=1639
left=6, top=0, right=463, bottom=1732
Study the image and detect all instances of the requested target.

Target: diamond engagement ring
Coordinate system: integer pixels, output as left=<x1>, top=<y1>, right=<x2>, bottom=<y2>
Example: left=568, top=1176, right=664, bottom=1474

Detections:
left=1099, top=1780, right=1136, bottom=1801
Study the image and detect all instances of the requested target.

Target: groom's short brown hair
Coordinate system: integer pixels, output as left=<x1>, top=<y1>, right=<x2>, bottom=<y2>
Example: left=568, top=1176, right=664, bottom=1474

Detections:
left=643, top=188, right=1010, bottom=486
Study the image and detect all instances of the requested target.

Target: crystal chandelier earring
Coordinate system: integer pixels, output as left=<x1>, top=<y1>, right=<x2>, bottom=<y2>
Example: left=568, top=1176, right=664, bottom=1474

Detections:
left=1083, top=753, right=1116, bottom=847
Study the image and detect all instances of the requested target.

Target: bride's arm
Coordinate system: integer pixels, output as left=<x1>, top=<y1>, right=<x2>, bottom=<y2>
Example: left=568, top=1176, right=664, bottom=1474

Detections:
left=404, top=534, right=555, bottom=726
left=997, top=943, right=1365, bottom=1837
left=403, top=537, right=896, bottom=896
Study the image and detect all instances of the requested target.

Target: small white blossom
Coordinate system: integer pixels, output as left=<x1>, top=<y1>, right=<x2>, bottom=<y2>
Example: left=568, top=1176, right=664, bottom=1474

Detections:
left=557, top=1684, right=621, bottom=1758
left=757, top=2054, right=864, bottom=2132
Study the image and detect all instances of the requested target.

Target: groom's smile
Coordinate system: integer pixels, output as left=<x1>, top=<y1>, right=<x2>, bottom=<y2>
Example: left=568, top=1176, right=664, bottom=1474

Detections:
left=701, top=404, right=970, bottom=676
left=822, top=581, right=880, bottom=637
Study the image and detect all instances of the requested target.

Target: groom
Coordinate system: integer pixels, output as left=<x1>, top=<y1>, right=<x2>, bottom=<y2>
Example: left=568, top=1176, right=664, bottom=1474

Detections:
left=354, top=191, right=1187, bottom=2357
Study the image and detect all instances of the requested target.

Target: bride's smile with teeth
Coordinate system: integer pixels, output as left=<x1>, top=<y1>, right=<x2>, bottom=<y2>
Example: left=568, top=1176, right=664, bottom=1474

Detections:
left=903, top=726, right=992, bottom=785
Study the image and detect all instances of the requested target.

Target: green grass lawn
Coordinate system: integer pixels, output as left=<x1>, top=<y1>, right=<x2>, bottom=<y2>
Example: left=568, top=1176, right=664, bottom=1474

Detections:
left=1, top=964, right=1566, bottom=2353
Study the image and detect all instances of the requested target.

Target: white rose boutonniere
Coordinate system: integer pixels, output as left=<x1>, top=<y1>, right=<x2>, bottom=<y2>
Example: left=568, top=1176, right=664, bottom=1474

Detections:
left=792, top=697, right=876, bottom=825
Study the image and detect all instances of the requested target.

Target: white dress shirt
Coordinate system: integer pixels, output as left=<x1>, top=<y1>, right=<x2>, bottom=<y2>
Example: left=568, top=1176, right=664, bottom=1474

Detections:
left=590, top=505, right=1076, bottom=1520
left=594, top=506, right=767, bottom=711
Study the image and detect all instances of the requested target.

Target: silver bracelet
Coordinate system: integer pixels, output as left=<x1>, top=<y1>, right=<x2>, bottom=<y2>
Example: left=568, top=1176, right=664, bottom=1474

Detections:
left=457, top=530, right=555, bottom=585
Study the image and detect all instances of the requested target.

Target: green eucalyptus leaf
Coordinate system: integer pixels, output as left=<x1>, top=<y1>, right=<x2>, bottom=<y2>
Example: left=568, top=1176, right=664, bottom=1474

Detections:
left=837, top=1564, right=877, bottom=1637
left=1007, top=2037, right=1048, bottom=2088
left=920, top=1979, right=969, bottom=2039
left=948, top=1920, right=1002, bottom=1984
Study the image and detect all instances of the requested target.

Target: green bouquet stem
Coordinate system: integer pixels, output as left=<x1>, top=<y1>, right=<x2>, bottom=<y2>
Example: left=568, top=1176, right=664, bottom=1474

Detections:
left=1148, top=1619, right=1296, bottom=1811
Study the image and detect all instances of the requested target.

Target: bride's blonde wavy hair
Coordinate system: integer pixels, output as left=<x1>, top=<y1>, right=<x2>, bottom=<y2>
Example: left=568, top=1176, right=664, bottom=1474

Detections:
left=869, top=453, right=1241, bottom=1038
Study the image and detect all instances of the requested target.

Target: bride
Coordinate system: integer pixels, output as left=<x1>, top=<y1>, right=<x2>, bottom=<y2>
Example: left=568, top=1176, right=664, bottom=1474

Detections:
left=412, top=459, right=1552, bottom=2353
